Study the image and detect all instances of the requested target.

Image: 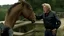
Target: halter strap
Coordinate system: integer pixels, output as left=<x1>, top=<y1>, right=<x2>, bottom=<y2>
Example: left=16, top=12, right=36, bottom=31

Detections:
left=27, top=12, right=33, bottom=20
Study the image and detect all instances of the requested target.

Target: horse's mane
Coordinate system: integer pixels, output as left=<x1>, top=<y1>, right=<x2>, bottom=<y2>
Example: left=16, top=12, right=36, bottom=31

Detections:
left=8, top=1, right=32, bottom=15
left=8, top=2, right=20, bottom=14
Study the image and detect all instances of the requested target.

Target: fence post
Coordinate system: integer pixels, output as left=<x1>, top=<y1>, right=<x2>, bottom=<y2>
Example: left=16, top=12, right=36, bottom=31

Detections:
left=31, top=23, right=36, bottom=36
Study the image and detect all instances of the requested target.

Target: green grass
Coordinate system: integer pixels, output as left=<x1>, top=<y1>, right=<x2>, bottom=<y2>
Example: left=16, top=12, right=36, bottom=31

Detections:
left=27, top=24, right=64, bottom=36
left=35, top=24, right=64, bottom=36
left=14, top=23, right=64, bottom=36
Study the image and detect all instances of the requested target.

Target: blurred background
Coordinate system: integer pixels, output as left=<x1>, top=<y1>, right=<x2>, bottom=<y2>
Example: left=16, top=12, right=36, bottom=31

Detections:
left=0, top=0, right=64, bottom=36
left=0, top=0, right=64, bottom=21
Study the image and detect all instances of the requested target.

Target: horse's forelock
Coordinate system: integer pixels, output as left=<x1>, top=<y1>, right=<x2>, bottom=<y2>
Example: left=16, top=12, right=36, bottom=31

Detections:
left=22, top=1, right=32, bottom=10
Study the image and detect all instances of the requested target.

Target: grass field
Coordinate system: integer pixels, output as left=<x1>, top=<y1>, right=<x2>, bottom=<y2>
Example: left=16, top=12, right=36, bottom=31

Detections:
left=35, top=24, right=64, bottom=36
left=14, top=18, right=64, bottom=36
left=24, top=24, right=64, bottom=36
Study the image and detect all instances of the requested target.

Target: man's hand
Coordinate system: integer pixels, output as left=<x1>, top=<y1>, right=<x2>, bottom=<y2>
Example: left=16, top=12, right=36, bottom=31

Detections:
left=52, top=29, right=56, bottom=35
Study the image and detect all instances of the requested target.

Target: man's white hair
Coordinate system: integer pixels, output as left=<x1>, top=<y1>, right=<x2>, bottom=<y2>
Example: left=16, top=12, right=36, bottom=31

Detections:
left=42, top=3, right=51, bottom=10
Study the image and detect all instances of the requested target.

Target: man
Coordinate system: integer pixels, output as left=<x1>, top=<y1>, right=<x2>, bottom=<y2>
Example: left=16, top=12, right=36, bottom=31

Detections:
left=36, top=3, right=61, bottom=36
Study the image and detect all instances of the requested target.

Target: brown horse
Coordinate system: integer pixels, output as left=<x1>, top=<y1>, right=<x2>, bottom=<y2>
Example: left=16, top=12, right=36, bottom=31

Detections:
left=1, top=1, right=36, bottom=36
left=4, top=1, right=36, bottom=28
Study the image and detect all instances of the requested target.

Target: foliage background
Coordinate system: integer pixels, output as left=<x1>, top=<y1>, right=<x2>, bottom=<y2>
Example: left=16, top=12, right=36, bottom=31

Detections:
left=0, top=0, right=64, bottom=21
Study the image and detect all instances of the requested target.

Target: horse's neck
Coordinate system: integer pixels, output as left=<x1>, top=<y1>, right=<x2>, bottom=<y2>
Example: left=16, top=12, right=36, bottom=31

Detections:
left=4, top=3, right=22, bottom=28
left=4, top=14, right=18, bottom=28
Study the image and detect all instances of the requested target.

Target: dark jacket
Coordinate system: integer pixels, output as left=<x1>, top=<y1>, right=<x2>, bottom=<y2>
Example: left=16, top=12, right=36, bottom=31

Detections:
left=36, top=11, right=61, bottom=29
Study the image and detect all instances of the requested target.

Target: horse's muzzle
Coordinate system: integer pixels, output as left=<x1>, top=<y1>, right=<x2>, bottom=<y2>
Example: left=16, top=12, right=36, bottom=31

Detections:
left=31, top=20, right=35, bottom=23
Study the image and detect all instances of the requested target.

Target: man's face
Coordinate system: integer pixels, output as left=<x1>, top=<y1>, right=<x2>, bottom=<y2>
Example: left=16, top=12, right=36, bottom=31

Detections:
left=43, top=6, right=49, bottom=13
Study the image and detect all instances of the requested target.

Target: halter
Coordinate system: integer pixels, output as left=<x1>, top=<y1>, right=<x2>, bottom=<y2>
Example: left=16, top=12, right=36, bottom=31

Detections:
left=19, top=1, right=33, bottom=20
left=27, top=12, right=33, bottom=20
